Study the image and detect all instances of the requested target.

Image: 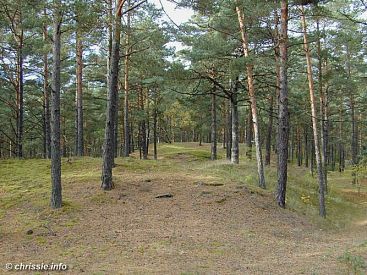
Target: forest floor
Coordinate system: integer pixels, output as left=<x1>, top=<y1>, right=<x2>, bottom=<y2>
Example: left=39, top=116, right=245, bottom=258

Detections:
left=0, top=143, right=366, bottom=275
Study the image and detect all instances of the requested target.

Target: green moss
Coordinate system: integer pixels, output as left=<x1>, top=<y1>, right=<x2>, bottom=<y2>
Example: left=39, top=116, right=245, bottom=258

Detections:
left=90, top=192, right=115, bottom=204
left=158, top=143, right=214, bottom=160
left=192, top=144, right=366, bottom=228
left=36, top=236, right=47, bottom=245
left=61, top=218, right=79, bottom=227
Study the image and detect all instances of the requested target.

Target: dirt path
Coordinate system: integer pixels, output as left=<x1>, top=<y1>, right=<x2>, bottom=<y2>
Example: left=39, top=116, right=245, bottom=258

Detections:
left=1, top=158, right=366, bottom=274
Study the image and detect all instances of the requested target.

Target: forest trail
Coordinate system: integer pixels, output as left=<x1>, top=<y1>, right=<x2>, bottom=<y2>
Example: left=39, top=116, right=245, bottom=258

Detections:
left=1, top=144, right=366, bottom=274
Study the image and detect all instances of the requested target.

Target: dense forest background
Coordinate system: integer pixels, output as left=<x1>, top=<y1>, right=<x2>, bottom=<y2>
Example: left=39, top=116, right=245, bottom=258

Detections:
left=0, top=0, right=366, bottom=214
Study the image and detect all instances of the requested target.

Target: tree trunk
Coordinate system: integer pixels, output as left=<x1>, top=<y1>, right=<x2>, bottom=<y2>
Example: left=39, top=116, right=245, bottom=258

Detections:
left=211, top=92, right=217, bottom=160
left=338, top=108, right=344, bottom=172
left=226, top=97, right=232, bottom=160
left=101, top=0, right=124, bottom=190
left=350, top=97, right=358, bottom=166
left=304, top=126, right=309, bottom=167
left=346, top=45, right=358, bottom=165
left=317, top=18, right=327, bottom=193
left=245, top=109, right=253, bottom=159
left=123, top=0, right=131, bottom=157
left=265, top=94, right=274, bottom=165
left=231, top=89, right=239, bottom=164
left=62, top=116, right=67, bottom=157
left=153, top=89, right=158, bottom=160
left=109, top=0, right=118, bottom=161
left=236, top=4, right=265, bottom=189
left=276, top=0, right=289, bottom=208
left=75, top=28, right=84, bottom=156
left=139, top=87, right=147, bottom=160
left=145, top=90, right=150, bottom=156
left=50, top=0, right=62, bottom=208
left=43, top=11, right=51, bottom=159
left=331, top=144, right=336, bottom=171
left=130, top=121, right=134, bottom=152
left=267, top=1, right=280, bottom=166
left=290, top=128, right=295, bottom=163
left=113, top=83, right=119, bottom=159
left=16, top=22, right=24, bottom=158
left=301, top=6, right=326, bottom=217
left=0, top=135, right=3, bottom=159
left=311, top=139, right=315, bottom=176
left=297, top=127, right=302, bottom=166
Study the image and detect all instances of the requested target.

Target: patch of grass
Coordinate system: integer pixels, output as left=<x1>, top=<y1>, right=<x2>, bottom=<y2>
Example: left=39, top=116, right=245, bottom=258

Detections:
left=137, top=245, right=146, bottom=254
left=0, top=158, right=94, bottom=236
left=208, top=241, right=226, bottom=255
left=150, top=239, right=172, bottom=253
left=0, top=159, right=50, bottom=210
left=35, top=236, right=47, bottom=245
left=0, top=158, right=98, bottom=211
left=159, top=143, right=214, bottom=160
left=90, top=192, right=116, bottom=204
left=358, top=240, right=367, bottom=248
left=339, top=251, right=366, bottom=275
left=61, top=218, right=79, bottom=227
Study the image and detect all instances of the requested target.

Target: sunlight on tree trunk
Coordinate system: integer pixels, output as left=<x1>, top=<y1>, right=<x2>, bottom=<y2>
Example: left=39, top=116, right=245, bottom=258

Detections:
left=236, top=3, right=265, bottom=189
left=301, top=6, right=326, bottom=217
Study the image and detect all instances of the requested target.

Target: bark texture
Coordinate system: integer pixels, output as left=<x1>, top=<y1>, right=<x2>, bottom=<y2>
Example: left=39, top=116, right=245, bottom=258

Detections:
left=50, top=0, right=62, bottom=208
left=75, top=28, right=84, bottom=156
left=211, top=92, right=217, bottom=160
left=317, top=18, right=328, bottom=192
left=123, top=0, right=131, bottom=157
left=153, top=89, right=158, bottom=160
left=226, top=97, right=232, bottom=160
left=276, top=0, right=289, bottom=208
left=101, top=0, right=124, bottom=190
left=265, top=94, right=274, bottom=166
left=43, top=12, right=51, bottom=159
left=231, top=92, right=239, bottom=164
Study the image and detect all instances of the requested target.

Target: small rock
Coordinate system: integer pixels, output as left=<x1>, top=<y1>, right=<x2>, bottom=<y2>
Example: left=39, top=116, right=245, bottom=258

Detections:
left=155, top=193, right=173, bottom=199
left=144, top=179, right=152, bottom=182
left=26, top=229, right=33, bottom=235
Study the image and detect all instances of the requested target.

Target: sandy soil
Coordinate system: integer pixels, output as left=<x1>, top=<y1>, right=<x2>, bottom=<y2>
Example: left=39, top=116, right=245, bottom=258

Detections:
left=1, top=159, right=366, bottom=275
